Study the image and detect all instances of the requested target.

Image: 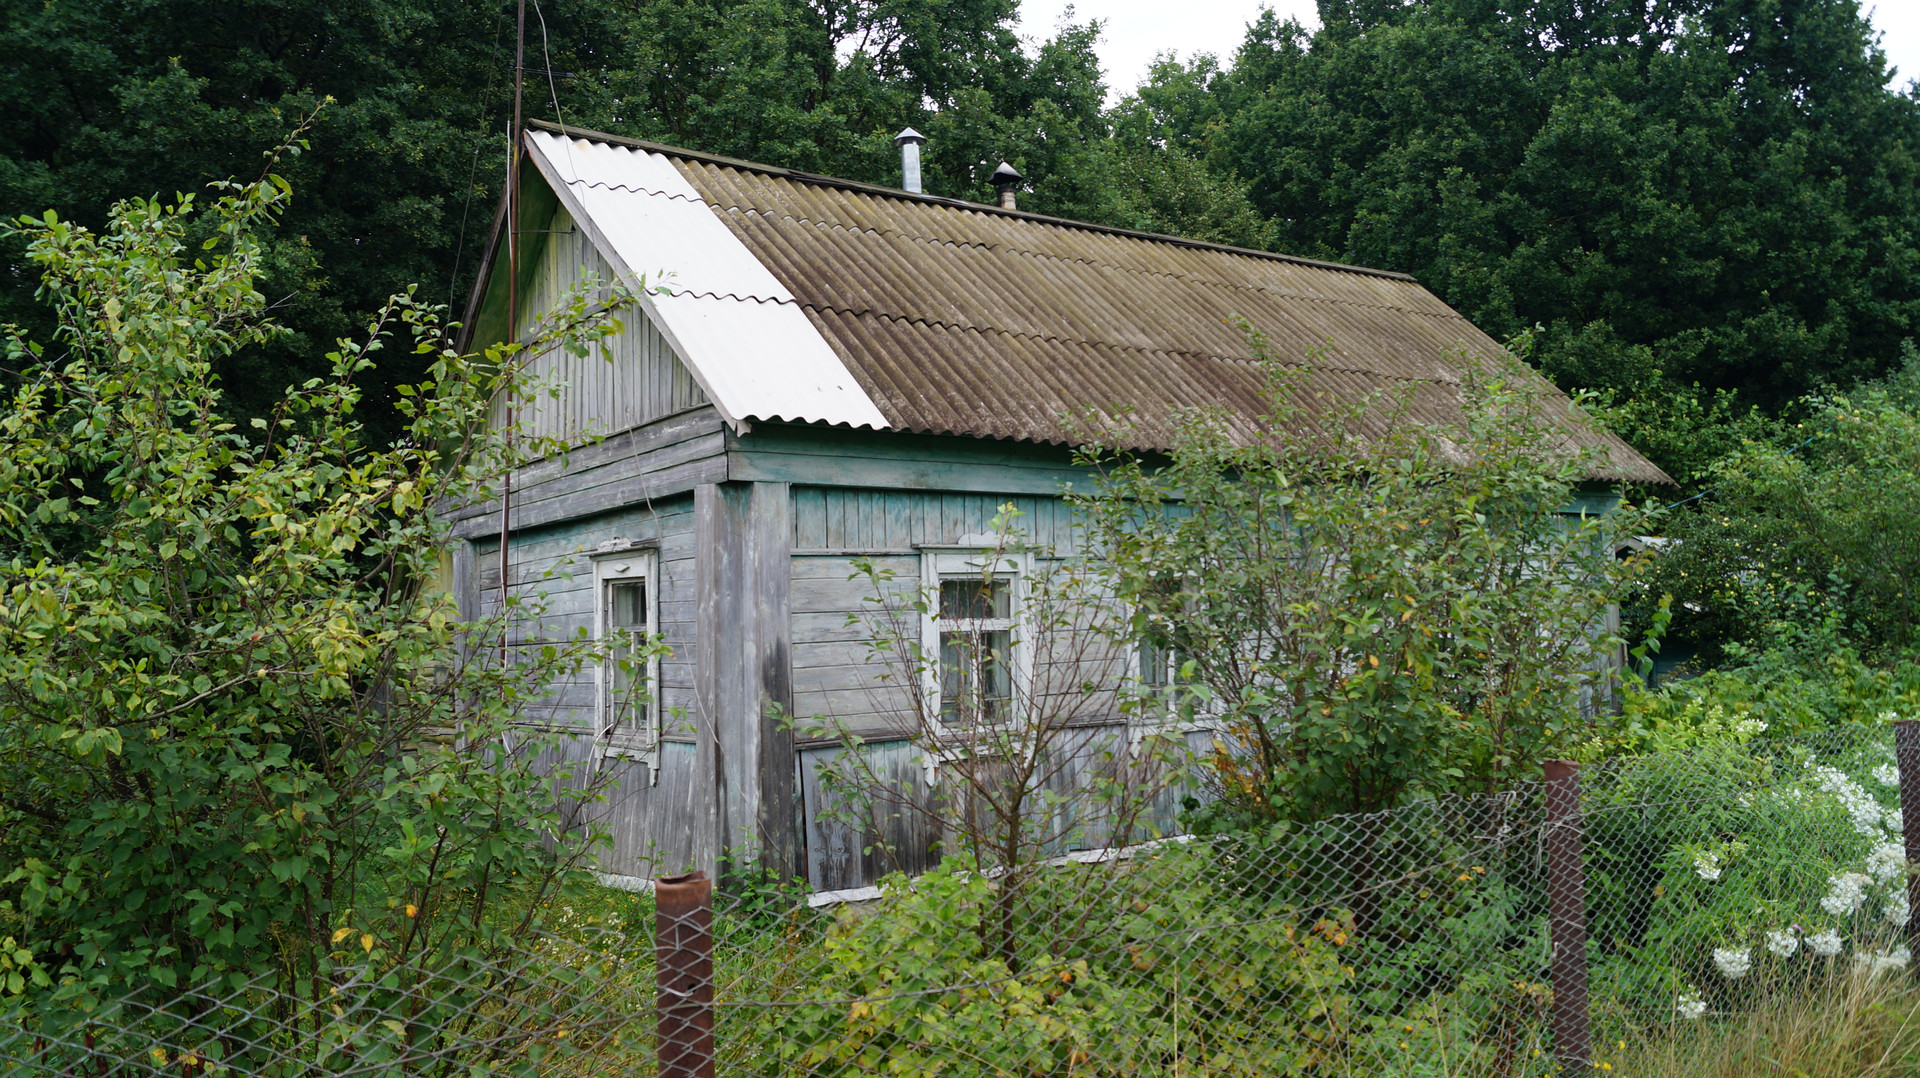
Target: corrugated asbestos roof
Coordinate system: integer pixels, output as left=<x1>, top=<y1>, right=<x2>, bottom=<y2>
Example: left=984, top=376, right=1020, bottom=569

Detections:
left=524, top=130, right=887, bottom=430
left=526, top=121, right=1670, bottom=484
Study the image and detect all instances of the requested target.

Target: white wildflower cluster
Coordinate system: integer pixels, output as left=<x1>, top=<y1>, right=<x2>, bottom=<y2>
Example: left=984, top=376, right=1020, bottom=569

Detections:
left=1674, top=988, right=1707, bottom=1020
left=1854, top=947, right=1912, bottom=976
left=1867, top=841, right=1907, bottom=884
left=1822, top=872, right=1875, bottom=917
left=1811, top=765, right=1886, bottom=837
left=1712, top=947, right=1753, bottom=979
left=1732, top=717, right=1768, bottom=739
left=1680, top=752, right=1914, bottom=987
left=1692, top=849, right=1723, bottom=882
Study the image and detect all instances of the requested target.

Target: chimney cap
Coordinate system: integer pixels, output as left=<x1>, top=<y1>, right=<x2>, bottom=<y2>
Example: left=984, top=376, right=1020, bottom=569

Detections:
left=990, top=161, right=1023, bottom=187
left=893, top=127, right=927, bottom=147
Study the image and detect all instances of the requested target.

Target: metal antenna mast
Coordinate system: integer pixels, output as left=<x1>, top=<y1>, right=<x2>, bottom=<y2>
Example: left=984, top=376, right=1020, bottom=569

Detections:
left=498, top=0, right=525, bottom=671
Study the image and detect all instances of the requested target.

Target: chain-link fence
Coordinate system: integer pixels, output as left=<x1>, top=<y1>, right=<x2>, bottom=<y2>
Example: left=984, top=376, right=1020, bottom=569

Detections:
left=8, top=723, right=1919, bottom=1076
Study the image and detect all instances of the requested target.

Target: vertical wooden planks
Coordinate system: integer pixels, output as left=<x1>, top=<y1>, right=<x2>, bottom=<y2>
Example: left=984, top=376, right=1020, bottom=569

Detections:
left=798, top=741, right=943, bottom=891
left=504, top=204, right=710, bottom=450
left=696, top=482, right=801, bottom=884
left=752, top=483, right=800, bottom=880
left=693, top=484, right=729, bottom=882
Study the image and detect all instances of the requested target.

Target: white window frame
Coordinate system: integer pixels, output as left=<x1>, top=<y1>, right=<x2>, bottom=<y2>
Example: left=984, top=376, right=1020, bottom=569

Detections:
left=1126, top=593, right=1220, bottom=747
left=919, top=544, right=1032, bottom=730
left=593, top=549, right=661, bottom=779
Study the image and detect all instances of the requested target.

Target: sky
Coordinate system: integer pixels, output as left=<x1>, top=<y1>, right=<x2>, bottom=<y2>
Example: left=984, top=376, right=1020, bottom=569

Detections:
left=1015, top=1, right=1920, bottom=100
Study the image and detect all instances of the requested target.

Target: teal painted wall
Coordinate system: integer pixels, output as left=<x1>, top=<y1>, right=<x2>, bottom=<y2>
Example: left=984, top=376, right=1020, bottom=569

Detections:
left=463, top=426, right=1637, bottom=891
left=790, top=487, right=1083, bottom=552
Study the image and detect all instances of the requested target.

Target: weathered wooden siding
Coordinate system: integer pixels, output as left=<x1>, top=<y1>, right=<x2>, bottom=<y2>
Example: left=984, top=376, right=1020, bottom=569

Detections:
left=494, top=204, right=708, bottom=448
left=471, top=492, right=709, bottom=877
left=798, top=740, right=943, bottom=891
left=451, top=407, right=728, bottom=541
left=790, top=488, right=1083, bottom=554
left=785, top=484, right=1199, bottom=891
left=696, top=481, right=800, bottom=881
left=455, top=443, right=1221, bottom=893
left=788, top=486, right=1108, bottom=736
left=797, top=726, right=1208, bottom=893
left=790, top=552, right=919, bottom=734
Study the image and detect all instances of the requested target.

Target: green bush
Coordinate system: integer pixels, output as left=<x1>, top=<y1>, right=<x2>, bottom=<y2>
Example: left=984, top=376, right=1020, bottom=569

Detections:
left=1645, top=356, right=1920, bottom=665
left=1583, top=725, right=1910, bottom=1025
left=0, top=122, right=647, bottom=1047
left=1075, top=326, right=1647, bottom=824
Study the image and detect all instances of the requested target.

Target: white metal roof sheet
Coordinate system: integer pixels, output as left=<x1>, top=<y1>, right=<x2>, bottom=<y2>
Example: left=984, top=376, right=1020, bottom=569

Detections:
left=524, top=130, right=887, bottom=431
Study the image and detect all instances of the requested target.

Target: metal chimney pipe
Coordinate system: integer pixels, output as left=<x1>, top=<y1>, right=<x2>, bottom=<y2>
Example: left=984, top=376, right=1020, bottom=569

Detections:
left=893, top=127, right=927, bottom=193
left=990, top=161, right=1023, bottom=210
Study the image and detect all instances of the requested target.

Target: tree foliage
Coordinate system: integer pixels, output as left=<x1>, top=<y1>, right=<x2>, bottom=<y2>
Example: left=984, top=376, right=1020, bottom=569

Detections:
left=1645, top=354, right=1920, bottom=664
left=1073, top=329, right=1647, bottom=823
left=0, top=0, right=1135, bottom=444
left=1127, top=0, right=1920, bottom=478
left=0, top=0, right=520, bottom=426
left=17, top=0, right=1911, bottom=483
left=0, top=129, right=635, bottom=1005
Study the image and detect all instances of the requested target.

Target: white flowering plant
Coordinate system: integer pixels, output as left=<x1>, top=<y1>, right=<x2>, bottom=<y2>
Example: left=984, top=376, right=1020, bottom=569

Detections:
left=1584, top=732, right=1913, bottom=1013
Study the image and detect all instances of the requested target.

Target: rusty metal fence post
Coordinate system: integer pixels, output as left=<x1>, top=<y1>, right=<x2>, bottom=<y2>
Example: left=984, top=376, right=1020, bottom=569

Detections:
left=657, top=871, right=715, bottom=1078
left=1543, top=759, right=1591, bottom=1068
left=1897, top=722, right=1920, bottom=962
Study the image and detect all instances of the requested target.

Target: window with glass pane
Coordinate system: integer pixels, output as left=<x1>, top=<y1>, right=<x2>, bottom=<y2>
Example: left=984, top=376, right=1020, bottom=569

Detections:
left=1137, top=579, right=1193, bottom=716
left=1138, top=632, right=1192, bottom=710
left=937, top=577, right=1013, bottom=725
left=604, top=579, right=647, bottom=741
left=1140, top=637, right=1172, bottom=690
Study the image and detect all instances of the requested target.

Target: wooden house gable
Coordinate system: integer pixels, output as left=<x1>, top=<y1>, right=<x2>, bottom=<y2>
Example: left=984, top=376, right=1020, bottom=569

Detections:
left=492, top=203, right=710, bottom=449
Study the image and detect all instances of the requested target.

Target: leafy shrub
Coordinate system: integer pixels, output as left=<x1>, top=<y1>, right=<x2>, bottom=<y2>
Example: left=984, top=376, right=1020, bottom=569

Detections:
left=1645, top=356, right=1920, bottom=664
left=1076, top=328, right=1647, bottom=823
left=755, top=832, right=1563, bottom=1076
left=1583, top=728, right=1911, bottom=1022
left=0, top=122, right=647, bottom=1037
left=756, top=860, right=1116, bottom=1077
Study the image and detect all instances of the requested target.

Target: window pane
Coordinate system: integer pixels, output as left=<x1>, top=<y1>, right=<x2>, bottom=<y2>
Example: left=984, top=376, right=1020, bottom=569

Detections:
left=940, top=629, right=1011, bottom=725
left=940, top=631, right=966, bottom=724
left=605, top=579, right=647, bottom=739
left=940, top=578, right=1009, bottom=620
left=608, top=580, right=646, bottom=630
left=979, top=628, right=1011, bottom=722
left=1139, top=638, right=1170, bottom=688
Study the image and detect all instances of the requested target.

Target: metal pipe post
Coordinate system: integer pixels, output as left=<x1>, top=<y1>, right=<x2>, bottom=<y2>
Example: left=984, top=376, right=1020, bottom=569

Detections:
left=1896, top=721, right=1920, bottom=958
left=657, top=871, right=715, bottom=1078
left=1543, top=759, right=1591, bottom=1068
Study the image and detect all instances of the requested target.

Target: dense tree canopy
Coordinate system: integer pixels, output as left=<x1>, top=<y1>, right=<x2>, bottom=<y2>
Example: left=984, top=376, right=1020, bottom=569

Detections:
left=0, top=0, right=512, bottom=422
left=1148, top=0, right=1920, bottom=478
left=0, top=0, right=1129, bottom=437
left=3, top=0, right=1918, bottom=483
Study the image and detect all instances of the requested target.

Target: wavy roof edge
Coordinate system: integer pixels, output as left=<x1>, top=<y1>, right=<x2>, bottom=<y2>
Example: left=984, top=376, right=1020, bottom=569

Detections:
left=524, top=119, right=1416, bottom=284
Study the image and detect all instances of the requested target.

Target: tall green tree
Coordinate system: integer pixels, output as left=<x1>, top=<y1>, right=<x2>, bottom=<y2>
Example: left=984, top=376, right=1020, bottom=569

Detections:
left=0, top=0, right=1126, bottom=437
left=0, top=0, right=519, bottom=426
left=0, top=134, right=638, bottom=1008
left=1146, top=0, right=1920, bottom=481
left=1103, top=55, right=1275, bottom=248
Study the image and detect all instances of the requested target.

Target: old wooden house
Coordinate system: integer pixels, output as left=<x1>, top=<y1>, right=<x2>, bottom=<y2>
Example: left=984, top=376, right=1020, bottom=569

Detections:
left=450, top=120, right=1667, bottom=893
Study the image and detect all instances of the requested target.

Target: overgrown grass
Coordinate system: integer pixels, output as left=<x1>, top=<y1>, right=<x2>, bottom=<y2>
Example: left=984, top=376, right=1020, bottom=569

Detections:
left=1599, top=969, right=1920, bottom=1078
